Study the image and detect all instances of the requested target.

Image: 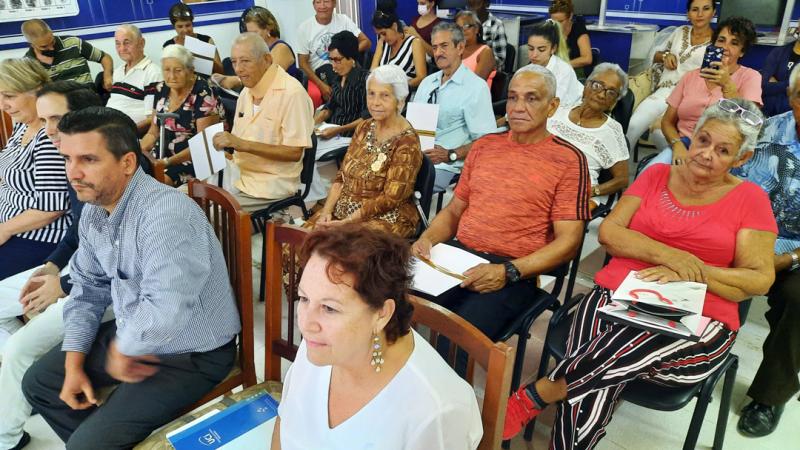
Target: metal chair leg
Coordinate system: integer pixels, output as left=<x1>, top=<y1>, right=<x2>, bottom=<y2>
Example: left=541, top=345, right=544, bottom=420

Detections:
left=683, top=387, right=712, bottom=450
left=713, top=357, right=738, bottom=450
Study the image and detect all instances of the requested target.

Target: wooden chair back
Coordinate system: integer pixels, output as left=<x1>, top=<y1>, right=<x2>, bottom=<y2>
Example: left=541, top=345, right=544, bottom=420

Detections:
left=0, top=111, right=12, bottom=149
left=409, top=295, right=515, bottom=450
left=187, top=180, right=257, bottom=403
left=264, top=222, right=309, bottom=381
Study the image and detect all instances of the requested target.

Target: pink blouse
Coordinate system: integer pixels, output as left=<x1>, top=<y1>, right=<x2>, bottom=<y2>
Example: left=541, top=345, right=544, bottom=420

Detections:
left=462, top=44, right=496, bottom=90
left=667, top=67, right=762, bottom=139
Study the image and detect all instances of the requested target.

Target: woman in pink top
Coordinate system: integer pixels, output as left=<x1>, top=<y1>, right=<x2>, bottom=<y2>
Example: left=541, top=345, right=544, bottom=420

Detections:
left=455, top=10, right=496, bottom=89
left=655, top=16, right=762, bottom=166
left=503, top=99, right=777, bottom=448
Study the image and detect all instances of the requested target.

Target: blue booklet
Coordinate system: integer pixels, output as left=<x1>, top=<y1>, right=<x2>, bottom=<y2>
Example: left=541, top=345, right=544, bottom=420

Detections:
left=167, top=391, right=279, bottom=449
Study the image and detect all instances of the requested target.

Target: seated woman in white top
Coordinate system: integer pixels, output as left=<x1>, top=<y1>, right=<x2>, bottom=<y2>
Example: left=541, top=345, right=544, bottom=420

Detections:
left=523, top=19, right=582, bottom=107
left=626, top=0, right=714, bottom=149
left=548, top=63, right=630, bottom=210
left=273, top=225, right=482, bottom=450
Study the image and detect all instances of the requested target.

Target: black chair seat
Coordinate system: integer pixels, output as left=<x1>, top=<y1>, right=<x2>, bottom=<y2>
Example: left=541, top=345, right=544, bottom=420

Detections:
left=317, top=145, right=348, bottom=164
left=623, top=378, right=704, bottom=411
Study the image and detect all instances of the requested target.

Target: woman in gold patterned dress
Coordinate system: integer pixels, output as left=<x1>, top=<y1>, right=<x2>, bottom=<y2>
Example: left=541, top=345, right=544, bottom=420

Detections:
left=305, top=64, right=422, bottom=237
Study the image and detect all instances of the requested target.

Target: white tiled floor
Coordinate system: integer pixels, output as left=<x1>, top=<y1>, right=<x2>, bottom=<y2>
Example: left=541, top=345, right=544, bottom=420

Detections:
left=18, top=149, right=800, bottom=449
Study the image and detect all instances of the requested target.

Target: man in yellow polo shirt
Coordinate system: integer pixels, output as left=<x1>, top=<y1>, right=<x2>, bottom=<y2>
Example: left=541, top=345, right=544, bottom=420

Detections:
left=213, top=32, right=314, bottom=211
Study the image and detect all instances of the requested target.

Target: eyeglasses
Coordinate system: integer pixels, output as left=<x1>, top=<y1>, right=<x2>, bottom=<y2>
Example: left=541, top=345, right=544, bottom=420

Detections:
left=330, top=56, right=345, bottom=64
left=717, top=99, right=763, bottom=127
left=427, top=86, right=439, bottom=104
left=586, top=80, right=620, bottom=99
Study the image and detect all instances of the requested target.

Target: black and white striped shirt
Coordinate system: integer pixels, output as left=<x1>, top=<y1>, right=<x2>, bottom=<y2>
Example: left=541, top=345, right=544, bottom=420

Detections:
left=379, top=35, right=418, bottom=80
left=0, top=123, right=71, bottom=243
left=325, top=66, right=370, bottom=137
left=62, top=169, right=241, bottom=356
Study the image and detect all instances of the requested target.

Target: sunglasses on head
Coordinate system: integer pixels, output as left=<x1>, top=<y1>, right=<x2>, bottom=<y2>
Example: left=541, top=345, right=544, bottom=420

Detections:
left=717, top=99, right=763, bottom=127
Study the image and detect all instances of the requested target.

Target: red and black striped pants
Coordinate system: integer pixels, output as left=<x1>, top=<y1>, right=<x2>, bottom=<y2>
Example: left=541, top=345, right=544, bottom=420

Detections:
left=547, top=286, right=737, bottom=449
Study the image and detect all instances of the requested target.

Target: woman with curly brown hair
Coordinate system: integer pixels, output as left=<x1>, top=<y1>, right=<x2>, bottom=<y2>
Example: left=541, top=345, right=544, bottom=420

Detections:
left=272, top=224, right=483, bottom=450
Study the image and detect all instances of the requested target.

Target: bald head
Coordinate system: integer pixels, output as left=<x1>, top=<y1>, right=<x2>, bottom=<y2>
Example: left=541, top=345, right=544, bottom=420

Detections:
left=21, top=19, right=51, bottom=38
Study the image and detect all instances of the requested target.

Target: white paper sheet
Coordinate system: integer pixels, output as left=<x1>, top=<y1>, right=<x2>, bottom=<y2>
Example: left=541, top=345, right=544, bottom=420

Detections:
left=411, top=244, right=489, bottom=296
left=189, top=123, right=227, bottom=181
left=612, top=271, right=706, bottom=314
left=314, top=123, right=352, bottom=157
left=405, top=103, right=439, bottom=150
left=603, top=271, right=712, bottom=340
left=184, top=35, right=217, bottom=76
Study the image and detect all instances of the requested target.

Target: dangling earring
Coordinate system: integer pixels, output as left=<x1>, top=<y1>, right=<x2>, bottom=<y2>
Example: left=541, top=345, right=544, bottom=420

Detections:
left=370, top=333, right=384, bottom=373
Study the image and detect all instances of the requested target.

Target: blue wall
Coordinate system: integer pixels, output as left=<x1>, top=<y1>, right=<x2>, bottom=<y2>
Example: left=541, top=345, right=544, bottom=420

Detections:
left=0, top=0, right=254, bottom=51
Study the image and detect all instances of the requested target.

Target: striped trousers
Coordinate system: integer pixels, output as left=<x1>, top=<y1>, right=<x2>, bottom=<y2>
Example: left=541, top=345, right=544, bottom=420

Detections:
left=547, top=286, right=737, bottom=449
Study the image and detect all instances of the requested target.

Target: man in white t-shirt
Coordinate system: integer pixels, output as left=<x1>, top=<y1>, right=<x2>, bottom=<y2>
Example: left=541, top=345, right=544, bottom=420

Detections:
left=296, top=0, right=371, bottom=101
left=106, top=25, right=162, bottom=134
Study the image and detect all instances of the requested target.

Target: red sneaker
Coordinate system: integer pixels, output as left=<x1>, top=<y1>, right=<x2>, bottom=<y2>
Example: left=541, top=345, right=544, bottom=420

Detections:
left=503, top=386, right=543, bottom=440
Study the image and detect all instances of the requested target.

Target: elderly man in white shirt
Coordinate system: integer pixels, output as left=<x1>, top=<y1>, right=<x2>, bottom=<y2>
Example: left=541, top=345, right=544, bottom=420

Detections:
left=106, top=25, right=162, bottom=134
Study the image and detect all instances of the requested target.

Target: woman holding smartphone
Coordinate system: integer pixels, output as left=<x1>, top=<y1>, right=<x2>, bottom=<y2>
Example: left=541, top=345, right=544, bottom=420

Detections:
left=648, top=16, right=762, bottom=167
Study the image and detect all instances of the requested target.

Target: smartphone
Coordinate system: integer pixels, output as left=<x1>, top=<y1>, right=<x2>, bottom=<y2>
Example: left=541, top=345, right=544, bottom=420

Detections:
left=701, top=45, right=724, bottom=70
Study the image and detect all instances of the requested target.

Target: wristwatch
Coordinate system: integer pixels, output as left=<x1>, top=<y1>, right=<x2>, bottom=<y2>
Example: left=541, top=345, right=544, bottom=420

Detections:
left=503, top=261, right=522, bottom=284
left=448, top=149, right=458, bottom=162
left=791, top=252, right=800, bottom=271
left=668, top=137, right=681, bottom=147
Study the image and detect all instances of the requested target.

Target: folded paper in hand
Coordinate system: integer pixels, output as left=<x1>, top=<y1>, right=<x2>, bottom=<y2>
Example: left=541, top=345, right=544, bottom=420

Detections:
left=188, top=122, right=227, bottom=181
left=599, top=271, right=711, bottom=341
left=411, top=243, right=488, bottom=296
left=184, top=36, right=216, bottom=76
left=405, top=103, right=439, bottom=150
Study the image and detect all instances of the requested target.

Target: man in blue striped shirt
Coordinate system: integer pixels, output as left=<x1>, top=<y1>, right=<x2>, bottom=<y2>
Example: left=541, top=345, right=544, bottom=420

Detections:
left=21, top=107, right=241, bottom=449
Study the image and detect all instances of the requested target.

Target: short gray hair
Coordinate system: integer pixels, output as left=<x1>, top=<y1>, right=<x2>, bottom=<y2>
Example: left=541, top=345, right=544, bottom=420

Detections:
left=233, top=32, right=271, bottom=58
left=789, top=63, right=800, bottom=93
left=513, top=64, right=557, bottom=99
left=431, top=21, right=465, bottom=46
left=694, top=98, right=765, bottom=157
left=367, top=65, right=410, bottom=112
left=116, top=24, right=143, bottom=41
left=587, top=62, right=628, bottom=99
left=454, top=10, right=480, bottom=25
left=161, top=44, right=194, bottom=71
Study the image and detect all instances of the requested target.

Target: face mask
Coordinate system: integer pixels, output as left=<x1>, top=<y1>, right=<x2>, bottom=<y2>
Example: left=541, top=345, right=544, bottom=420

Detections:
left=418, top=4, right=429, bottom=15
left=37, top=47, right=56, bottom=57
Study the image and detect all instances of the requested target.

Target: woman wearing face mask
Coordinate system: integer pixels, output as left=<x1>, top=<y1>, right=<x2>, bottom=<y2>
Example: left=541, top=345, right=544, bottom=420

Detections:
left=523, top=20, right=582, bottom=107
left=626, top=0, right=715, bottom=150
left=409, top=0, right=442, bottom=58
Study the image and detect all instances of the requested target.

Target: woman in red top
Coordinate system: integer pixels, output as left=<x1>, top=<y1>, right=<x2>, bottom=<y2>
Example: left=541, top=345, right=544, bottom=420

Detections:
left=503, top=98, right=778, bottom=448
